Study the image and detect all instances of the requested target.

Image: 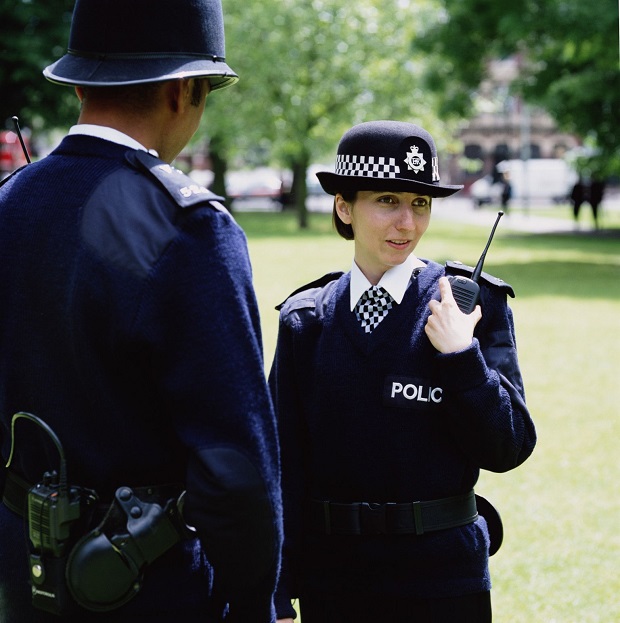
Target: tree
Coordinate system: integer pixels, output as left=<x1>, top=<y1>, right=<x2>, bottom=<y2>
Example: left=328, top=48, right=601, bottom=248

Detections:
left=199, top=0, right=455, bottom=227
left=0, top=0, right=78, bottom=138
left=418, top=0, right=620, bottom=176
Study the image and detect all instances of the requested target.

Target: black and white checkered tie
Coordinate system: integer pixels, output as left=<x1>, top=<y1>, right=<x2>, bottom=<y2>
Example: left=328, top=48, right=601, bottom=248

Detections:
left=355, top=286, right=393, bottom=333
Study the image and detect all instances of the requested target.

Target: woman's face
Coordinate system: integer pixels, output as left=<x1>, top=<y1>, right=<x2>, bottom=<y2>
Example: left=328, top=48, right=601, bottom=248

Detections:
left=335, top=190, right=432, bottom=284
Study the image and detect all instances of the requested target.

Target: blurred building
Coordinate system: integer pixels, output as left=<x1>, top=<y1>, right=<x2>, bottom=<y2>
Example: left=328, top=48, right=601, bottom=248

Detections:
left=451, top=57, right=580, bottom=191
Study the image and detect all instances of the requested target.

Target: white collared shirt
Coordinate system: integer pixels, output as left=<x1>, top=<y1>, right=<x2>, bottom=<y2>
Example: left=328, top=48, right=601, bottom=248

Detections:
left=349, top=255, right=423, bottom=311
left=68, top=124, right=159, bottom=157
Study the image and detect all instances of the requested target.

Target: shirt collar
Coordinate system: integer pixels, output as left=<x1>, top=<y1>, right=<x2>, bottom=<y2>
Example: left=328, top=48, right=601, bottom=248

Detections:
left=349, top=255, right=421, bottom=311
left=69, top=124, right=159, bottom=157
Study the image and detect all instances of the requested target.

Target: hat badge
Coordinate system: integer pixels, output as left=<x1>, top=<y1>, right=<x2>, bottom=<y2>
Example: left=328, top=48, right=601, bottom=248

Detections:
left=404, top=145, right=426, bottom=175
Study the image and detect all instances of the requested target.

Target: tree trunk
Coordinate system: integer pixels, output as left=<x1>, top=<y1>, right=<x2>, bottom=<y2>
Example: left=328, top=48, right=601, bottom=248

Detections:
left=208, top=136, right=229, bottom=208
left=292, top=156, right=309, bottom=229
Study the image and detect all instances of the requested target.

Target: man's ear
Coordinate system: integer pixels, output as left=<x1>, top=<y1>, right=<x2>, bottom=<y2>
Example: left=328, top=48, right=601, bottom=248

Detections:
left=166, top=78, right=192, bottom=114
left=335, top=194, right=352, bottom=224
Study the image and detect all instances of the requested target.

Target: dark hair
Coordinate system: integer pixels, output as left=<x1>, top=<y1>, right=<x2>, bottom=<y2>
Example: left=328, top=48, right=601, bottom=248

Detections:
left=190, top=78, right=208, bottom=106
left=81, top=78, right=207, bottom=113
left=81, top=82, right=164, bottom=115
left=333, top=189, right=357, bottom=240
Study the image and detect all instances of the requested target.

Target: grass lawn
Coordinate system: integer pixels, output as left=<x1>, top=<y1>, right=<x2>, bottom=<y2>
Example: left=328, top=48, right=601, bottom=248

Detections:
left=237, top=208, right=620, bottom=623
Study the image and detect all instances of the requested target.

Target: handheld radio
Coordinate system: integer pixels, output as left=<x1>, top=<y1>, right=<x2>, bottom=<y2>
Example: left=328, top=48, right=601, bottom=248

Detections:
left=447, top=211, right=504, bottom=313
left=5, top=412, right=97, bottom=615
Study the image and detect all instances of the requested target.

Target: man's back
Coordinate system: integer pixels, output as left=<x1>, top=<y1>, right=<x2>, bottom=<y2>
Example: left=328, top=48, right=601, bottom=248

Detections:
left=0, top=134, right=281, bottom=621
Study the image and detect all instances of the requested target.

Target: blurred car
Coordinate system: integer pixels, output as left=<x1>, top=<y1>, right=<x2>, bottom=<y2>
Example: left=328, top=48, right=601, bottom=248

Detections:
left=226, top=167, right=284, bottom=202
left=470, top=175, right=503, bottom=208
left=306, top=163, right=332, bottom=196
left=470, top=159, right=577, bottom=208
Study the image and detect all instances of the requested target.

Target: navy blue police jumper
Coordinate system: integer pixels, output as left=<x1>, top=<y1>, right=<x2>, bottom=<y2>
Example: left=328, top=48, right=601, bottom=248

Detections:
left=269, top=261, right=536, bottom=618
left=0, top=134, right=282, bottom=622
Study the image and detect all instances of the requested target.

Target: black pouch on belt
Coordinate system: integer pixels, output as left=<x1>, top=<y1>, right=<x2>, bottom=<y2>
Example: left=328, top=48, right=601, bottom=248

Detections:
left=66, top=484, right=194, bottom=612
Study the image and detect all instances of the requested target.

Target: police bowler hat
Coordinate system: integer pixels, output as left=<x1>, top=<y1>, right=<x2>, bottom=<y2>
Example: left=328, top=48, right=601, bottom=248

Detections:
left=317, top=121, right=463, bottom=198
left=44, top=0, right=238, bottom=91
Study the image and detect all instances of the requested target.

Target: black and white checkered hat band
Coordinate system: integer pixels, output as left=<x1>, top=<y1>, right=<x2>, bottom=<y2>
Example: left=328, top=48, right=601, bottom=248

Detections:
left=335, top=155, right=400, bottom=179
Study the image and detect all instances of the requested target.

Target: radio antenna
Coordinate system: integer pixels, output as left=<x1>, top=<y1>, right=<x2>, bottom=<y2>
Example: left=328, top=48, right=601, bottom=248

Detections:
left=11, top=116, right=32, bottom=164
left=471, top=211, right=503, bottom=284
left=6, top=412, right=68, bottom=493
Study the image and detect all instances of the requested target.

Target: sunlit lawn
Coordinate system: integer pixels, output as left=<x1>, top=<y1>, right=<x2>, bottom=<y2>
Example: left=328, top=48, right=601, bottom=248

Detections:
left=237, top=207, right=620, bottom=623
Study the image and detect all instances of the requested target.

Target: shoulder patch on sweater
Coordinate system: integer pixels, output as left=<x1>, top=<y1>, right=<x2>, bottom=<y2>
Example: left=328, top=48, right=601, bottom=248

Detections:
left=126, top=150, right=226, bottom=210
left=445, top=261, right=515, bottom=298
left=276, top=271, right=344, bottom=311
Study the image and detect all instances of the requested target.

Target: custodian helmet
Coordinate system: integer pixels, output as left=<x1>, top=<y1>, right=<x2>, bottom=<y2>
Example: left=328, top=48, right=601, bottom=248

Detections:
left=43, top=0, right=238, bottom=91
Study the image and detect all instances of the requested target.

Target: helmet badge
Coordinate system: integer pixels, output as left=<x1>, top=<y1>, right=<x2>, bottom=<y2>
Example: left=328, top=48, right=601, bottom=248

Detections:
left=404, top=145, right=426, bottom=175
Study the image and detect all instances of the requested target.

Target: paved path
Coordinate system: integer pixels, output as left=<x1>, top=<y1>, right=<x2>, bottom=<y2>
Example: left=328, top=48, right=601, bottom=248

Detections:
left=236, top=188, right=620, bottom=236
left=434, top=194, right=620, bottom=235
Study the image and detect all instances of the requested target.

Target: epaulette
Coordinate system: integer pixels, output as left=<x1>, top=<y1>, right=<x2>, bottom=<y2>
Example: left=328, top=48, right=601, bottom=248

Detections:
left=445, top=260, right=515, bottom=298
left=275, top=271, right=344, bottom=311
left=0, top=165, right=28, bottom=189
left=126, top=150, right=226, bottom=210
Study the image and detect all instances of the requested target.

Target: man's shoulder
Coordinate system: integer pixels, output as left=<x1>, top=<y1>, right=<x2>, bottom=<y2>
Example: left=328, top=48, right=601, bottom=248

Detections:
left=125, top=150, right=226, bottom=212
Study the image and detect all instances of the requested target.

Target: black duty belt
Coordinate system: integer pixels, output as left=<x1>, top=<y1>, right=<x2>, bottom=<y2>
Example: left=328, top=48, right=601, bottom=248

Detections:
left=309, top=489, right=478, bottom=535
left=2, top=469, right=186, bottom=527
left=2, top=469, right=32, bottom=516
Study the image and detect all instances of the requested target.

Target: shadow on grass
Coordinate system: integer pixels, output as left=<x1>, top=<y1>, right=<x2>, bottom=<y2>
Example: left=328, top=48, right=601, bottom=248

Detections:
left=474, top=260, right=620, bottom=300
left=504, top=230, right=620, bottom=254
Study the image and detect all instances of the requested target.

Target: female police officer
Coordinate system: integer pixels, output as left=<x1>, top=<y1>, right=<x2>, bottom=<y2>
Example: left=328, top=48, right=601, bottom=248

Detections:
left=269, top=121, right=536, bottom=622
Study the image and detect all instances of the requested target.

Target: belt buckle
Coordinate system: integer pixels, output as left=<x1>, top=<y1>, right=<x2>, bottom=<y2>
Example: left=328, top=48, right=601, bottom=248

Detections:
left=360, top=502, right=386, bottom=534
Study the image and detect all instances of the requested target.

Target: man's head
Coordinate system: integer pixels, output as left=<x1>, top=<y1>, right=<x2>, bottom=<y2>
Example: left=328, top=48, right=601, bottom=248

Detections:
left=44, top=0, right=238, bottom=92
left=75, top=76, right=211, bottom=163
left=77, top=78, right=209, bottom=117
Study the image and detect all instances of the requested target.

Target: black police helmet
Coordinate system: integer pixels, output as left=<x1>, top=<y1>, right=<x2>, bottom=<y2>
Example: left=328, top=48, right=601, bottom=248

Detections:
left=317, top=120, right=463, bottom=198
left=43, top=0, right=238, bottom=91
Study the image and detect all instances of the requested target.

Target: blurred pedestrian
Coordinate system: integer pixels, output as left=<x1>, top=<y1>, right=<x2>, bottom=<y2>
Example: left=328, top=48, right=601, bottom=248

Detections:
left=500, top=170, right=512, bottom=212
left=588, top=178, right=606, bottom=229
left=0, top=0, right=281, bottom=621
left=570, top=177, right=587, bottom=227
left=270, top=121, right=536, bottom=623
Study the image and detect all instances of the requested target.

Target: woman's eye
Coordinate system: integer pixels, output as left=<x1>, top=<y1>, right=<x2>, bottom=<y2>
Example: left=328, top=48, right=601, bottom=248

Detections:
left=378, top=195, right=396, bottom=204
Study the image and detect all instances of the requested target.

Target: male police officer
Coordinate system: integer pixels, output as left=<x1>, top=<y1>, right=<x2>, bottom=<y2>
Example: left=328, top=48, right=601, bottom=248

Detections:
left=0, top=0, right=282, bottom=621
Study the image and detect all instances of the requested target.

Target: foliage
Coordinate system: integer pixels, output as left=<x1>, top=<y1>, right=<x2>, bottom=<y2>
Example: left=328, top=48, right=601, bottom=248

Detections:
left=418, top=0, right=620, bottom=176
left=0, top=0, right=78, bottom=135
left=200, top=0, right=456, bottom=226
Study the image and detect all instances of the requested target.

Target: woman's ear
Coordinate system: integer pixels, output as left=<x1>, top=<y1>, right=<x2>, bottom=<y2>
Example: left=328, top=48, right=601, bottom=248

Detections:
left=335, top=194, right=352, bottom=224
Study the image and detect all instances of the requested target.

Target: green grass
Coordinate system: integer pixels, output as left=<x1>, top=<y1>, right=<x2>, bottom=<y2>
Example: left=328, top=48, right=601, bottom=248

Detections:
left=237, top=210, right=620, bottom=623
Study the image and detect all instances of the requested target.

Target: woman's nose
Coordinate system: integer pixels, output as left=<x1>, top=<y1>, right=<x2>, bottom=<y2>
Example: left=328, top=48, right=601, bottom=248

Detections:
left=395, top=205, right=415, bottom=230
